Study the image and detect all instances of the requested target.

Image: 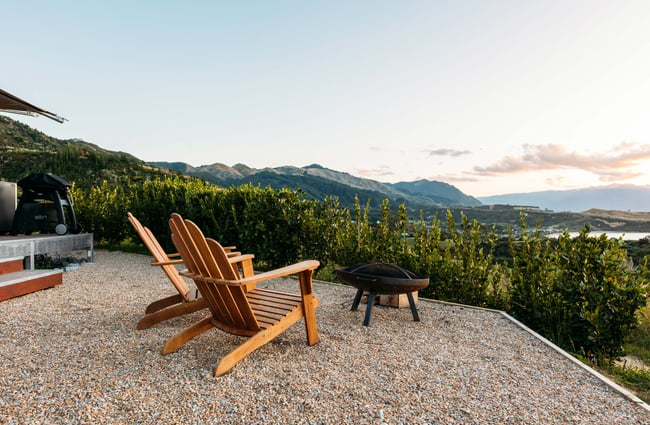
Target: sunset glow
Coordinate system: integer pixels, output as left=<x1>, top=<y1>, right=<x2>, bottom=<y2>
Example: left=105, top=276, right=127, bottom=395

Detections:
left=4, top=1, right=650, bottom=197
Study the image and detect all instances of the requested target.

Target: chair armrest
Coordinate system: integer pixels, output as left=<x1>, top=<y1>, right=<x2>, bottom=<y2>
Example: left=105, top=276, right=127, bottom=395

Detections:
left=228, top=254, right=255, bottom=280
left=228, top=254, right=254, bottom=263
left=181, top=260, right=319, bottom=286
left=239, top=260, right=319, bottom=285
left=151, top=259, right=184, bottom=266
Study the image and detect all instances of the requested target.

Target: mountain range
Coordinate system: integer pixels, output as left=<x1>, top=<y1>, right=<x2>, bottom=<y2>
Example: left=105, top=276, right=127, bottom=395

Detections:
left=145, top=161, right=650, bottom=230
left=147, top=161, right=481, bottom=210
left=0, top=116, right=163, bottom=188
left=2, top=114, right=650, bottom=215
left=479, top=186, right=650, bottom=213
left=150, top=160, right=650, bottom=213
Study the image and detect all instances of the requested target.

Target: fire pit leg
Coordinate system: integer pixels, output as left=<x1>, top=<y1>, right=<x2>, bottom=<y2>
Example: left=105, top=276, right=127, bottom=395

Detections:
left=407, top=292, right=420, bottom=322
left=351, top=289, right=364, bottom=311
left=363, top=291, right=377, bottom=326
left=351, top=289, right=376, bottom=326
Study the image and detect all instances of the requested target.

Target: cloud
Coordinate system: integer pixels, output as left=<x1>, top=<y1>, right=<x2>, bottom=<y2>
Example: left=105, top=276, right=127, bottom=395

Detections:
left=545, top=175, right=570, bottom=187
left=427, top=173, right=480, bottom=183
left=424, top=148, right=472, bottom=157
left=472, top=142, right=650, bottom=183
left=355, top=164, right=395, bottom=178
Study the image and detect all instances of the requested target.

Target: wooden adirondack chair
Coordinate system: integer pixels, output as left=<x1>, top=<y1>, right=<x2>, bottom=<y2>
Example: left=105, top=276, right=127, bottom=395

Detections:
left=127, top=212, right=254, bottom=330
left=164, top=213, right=320, bottom=376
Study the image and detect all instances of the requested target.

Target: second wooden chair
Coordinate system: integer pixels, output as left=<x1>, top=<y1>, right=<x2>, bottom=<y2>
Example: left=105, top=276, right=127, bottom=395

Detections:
left=127, top=212, right=254, bottom=329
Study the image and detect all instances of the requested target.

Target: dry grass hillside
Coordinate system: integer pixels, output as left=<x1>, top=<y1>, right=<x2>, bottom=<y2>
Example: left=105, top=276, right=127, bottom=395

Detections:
left=583, top=209, right=650, bottom=222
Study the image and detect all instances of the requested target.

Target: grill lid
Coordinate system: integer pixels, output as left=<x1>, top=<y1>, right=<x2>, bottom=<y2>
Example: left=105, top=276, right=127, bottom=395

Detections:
left=18, top=173, right=71, bottom=191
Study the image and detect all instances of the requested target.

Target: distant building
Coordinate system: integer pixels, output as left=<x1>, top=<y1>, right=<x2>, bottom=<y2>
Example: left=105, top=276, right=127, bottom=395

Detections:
left=483, top=204, right=543, bottom=212
left=513, top=205, right=542, bottom=212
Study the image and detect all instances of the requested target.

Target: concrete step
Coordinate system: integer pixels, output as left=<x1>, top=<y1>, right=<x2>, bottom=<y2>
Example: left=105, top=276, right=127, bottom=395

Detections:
left=0, top=269, right=63, bottom=301
left=0, top=256, right=24, bottom=274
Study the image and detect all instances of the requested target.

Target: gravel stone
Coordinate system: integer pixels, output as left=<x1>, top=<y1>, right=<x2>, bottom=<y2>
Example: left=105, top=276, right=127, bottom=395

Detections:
left=1, top=250, right=649, bottom=424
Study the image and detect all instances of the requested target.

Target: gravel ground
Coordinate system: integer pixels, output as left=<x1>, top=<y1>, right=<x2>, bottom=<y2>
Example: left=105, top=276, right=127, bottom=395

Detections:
left=1, top=250, right=649, bottom=424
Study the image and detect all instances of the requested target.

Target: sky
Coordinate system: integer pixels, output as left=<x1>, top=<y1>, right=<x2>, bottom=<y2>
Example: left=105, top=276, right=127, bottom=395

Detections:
left=3, top=0, right=650, bottom=197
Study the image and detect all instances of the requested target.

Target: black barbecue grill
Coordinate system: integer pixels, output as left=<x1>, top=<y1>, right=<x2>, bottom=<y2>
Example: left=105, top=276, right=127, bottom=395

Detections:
left=11, top=173, right=80, bottom=235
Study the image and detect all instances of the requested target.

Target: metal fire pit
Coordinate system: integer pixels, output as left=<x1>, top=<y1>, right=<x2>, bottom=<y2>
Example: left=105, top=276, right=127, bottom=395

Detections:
left=336, top=263, right=429, bottom=326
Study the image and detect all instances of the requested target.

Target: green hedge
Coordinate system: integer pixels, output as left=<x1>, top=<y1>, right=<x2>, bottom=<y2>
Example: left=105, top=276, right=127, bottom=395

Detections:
left=71, top=177, right=648, bottom=363
left=509, top=218, right=649, bottom=362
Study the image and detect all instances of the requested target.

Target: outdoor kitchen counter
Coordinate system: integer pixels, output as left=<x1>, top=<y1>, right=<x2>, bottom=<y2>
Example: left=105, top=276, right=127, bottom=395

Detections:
left=0, top=233, right=93, bottom=269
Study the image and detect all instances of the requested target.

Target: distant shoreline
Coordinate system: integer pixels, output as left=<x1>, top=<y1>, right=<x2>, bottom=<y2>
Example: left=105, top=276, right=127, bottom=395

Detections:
left=546, top=231, right=650, bottom=241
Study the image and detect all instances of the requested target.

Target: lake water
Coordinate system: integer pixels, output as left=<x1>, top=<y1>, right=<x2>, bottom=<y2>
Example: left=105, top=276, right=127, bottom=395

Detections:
left=546, top=231, right=650, bottom=240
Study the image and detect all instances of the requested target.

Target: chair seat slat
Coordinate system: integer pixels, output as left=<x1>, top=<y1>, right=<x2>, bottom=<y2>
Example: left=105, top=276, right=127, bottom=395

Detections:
left=247, top=295, right=300, bottom=309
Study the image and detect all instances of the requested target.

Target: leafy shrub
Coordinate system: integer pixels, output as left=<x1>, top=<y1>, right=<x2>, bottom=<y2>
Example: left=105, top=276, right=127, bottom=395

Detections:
left=73, top=177, right=649, bottom=363
left=297, top=196, right=348, bottom=270
left=554, top=228, right=648, bottom=362
left=508, top=214, right=649, bottom=363
left=508, top=215, right=557, bottom=335
left=71, top=181, right=130, bottom=244
left=410, top=211, right=499, bottom=306
left=75, top=177, right=342, bottom=269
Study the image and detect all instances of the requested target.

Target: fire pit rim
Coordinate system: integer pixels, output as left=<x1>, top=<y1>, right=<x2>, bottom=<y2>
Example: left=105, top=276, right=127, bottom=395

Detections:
left=335, top=262, right=430, bottom=295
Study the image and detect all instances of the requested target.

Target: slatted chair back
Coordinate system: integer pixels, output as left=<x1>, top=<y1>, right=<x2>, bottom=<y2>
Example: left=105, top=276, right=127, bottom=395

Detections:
left=127, top=212, right=191, bottom=300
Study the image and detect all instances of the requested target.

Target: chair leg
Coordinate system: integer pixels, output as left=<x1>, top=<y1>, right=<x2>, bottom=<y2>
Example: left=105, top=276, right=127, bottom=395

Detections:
left=162, top=316, right=214, bottom=355
left=137, top=298, right=208, bottom=330
left=298, top=269, right=319, bottom=346
left=145, top=294, right=185, bottom=314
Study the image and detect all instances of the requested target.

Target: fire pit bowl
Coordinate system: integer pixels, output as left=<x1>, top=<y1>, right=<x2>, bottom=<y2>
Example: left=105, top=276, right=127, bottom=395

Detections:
left=336, top=263, right=429, bottom=294
left=336, top=263, right=429, bottom=326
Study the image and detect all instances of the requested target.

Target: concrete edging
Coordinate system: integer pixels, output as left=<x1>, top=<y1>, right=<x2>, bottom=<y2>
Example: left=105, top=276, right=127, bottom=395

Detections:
left=418, top=296, right=650, bottom=413
left=304, top=279, right=650, bottom=411
left=500, top=310, right=650, bottom=413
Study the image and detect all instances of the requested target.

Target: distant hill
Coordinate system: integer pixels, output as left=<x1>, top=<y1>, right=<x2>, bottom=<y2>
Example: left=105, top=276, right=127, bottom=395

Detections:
left=479, top=186, right=650, bottom=213
left=389, top=179, right=480, bottom=207
left=0, top=115, right=166, bottom=188
left=148, top=161, right=482, bottom=210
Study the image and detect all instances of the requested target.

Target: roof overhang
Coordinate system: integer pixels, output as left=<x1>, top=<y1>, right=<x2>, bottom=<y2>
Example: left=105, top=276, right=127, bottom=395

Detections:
left=0, top=88, right=66, bottom=123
